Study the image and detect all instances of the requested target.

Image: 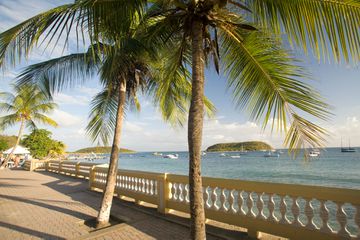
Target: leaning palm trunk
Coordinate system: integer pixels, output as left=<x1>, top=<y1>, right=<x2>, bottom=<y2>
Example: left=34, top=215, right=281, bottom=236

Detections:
left=97, top=80, right=126, bottom=226
left=1, top=119, right=24, bottom=168
left=188, top=19, right=206, bottom=240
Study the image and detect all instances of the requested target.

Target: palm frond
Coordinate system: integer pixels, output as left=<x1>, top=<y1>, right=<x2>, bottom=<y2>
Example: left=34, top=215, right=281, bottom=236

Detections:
left=220, top=26, right=331, bottom=152
left=0, top=0, right=146, bottom=68
left=32, top=113, right=58, bottom=127
left=86, top=88, right=119, bottom=145
left=17, top=51, right=100, bottom=94
left=247, top=0, right=360, bottom=63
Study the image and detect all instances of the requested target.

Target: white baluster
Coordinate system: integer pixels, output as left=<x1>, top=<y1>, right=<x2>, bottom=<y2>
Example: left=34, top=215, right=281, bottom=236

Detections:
left=268, top=194, right=276, bottom=222
left=337, top=203, right=349, bottom=237
left=256, top=192, right=263, bottom=219
left=185, top=184, right=189, bottom=203
left=146, top=179, right=150, bottom=194
left=179, top=184, right=184, bottom=202
left=249, top=192, right=257, bottom=218
left=203, top=187, right=209, bottom=208
left=229, top=190, right=237, bottom=214
left=259, top=193, right=269, bottom=220
left=238, top=191, right=246, bottom=215
left=319, top=200, right=331, bottom=234
left=212, top=187, right=219, bottom=211
left=246, top=192, right=253, bottom=218
left=304, top=199, right=315, bottom=229
left=355, top=206, right=360, bottom=238
left=291, top=197, right=300, bottom=226
left=220, top=189, right=228, bottom=212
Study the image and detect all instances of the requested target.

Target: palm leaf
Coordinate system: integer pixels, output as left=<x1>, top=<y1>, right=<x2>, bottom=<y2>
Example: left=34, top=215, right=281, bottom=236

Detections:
left=220, top=26, right=331, bottom=153
left=247, top=0, right=360, bottom=63
left=0, top=0, right=146, bottom=68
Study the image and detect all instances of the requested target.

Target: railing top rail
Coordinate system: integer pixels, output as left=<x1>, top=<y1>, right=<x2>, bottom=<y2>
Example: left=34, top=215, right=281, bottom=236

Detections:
left=93, top=166, right=164, bottom=178
left=167, top=173, right=360, bottom=204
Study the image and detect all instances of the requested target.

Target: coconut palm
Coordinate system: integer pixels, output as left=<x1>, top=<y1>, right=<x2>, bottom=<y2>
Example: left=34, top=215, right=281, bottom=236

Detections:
left=142, top=1, right=359, bottom=238
left=0, top=84, right=57, bottom=168
left=16, top=39, right=215, bottom=227
left=1, top=0, right=359, bottom=239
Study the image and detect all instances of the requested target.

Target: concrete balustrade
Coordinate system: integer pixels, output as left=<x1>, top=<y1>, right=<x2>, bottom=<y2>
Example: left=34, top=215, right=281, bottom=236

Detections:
left=25, top=159, right=360, bottom=240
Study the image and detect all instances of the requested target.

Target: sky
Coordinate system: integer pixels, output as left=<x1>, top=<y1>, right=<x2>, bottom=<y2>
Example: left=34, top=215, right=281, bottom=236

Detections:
left=0, top=0, right=359, bottom=152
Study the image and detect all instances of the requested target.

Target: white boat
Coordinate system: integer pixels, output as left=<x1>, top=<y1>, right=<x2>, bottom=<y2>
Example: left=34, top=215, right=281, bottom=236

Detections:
left=201, top=152, right=207, bottom=156
left=230, top=155, right=241, bottom=159
left=308, top=149, right=320, bottom=157
left=308, top=152, right=319, bottom=157
left=219, top=153, right=227, bottom=157
left=153, top=152, right=163, bottom=156
left=163, top=154, right=179, bottom=159
left=264, top=151, right=280, bottom=158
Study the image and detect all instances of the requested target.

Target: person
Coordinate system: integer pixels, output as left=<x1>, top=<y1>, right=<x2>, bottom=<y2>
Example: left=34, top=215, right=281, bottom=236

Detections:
left=14, top=156, right=20, bottom=168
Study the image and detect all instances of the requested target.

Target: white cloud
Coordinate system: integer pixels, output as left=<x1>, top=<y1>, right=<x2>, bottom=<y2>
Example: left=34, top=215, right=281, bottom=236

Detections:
left=124, top=121, right=144, bottom=132
left=54, top=93, right=90, bottom=106
left=50, top=109, right=83, bottom=127
left=77, top=86, right=99, bottom=96
left=325, top=116, right=360, bottom=147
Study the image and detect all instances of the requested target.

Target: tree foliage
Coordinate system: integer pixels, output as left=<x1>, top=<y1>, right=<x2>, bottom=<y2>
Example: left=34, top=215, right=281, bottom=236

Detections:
left=22, top=129, right=65, bottom=158
left=0, top=139, right=8, bottom=152
left=0, top=135, right=17, bottom=150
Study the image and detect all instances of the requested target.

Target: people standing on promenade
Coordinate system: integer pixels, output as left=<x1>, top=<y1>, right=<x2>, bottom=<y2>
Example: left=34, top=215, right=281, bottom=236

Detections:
left=14, top=156, right=20, bottom=168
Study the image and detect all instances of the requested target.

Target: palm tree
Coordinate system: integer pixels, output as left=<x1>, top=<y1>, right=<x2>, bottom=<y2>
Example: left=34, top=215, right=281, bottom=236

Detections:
left=0, top=84, right=57, bottom=168
left=0, top=0, right=359, bottom=238
left=143, top=1, right=359, bottom=238
left=16, top=40, right=215, bottom=227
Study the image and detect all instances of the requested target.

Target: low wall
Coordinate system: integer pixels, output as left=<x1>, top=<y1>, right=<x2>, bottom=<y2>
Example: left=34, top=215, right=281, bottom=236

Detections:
left=26, top=160, right=360, bottom=240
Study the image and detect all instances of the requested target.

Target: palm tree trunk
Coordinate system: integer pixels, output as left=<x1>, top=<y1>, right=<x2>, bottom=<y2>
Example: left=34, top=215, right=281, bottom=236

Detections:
left=189, top=19, right=206, bottom=240
left=97, top=80, right=126, bottom=227
left=1, top=119, right=24, bottom=168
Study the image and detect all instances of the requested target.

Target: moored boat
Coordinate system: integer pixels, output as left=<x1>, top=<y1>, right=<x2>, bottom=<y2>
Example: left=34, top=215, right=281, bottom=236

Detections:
left=163, top=154, right=179, bottom=159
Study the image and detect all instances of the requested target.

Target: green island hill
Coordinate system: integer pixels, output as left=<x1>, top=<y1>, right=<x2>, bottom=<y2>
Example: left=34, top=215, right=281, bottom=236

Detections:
left=206, top=141, right=273, bottom=152
left=74, top=146, right=135, bottom=154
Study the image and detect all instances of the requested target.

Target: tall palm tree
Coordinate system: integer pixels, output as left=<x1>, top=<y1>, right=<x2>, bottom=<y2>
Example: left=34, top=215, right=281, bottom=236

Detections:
left=16, top=40, right=215, bottom=227
left=0, top=84, right=57, bottom=168
left=0, top=0, right=359, bottom=238
left=143, top=1, right=359, bottom=238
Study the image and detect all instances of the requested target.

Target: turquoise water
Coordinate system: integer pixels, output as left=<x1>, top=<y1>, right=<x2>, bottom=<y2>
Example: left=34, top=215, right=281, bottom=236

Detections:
left=92, top=147, right=360, bottom=190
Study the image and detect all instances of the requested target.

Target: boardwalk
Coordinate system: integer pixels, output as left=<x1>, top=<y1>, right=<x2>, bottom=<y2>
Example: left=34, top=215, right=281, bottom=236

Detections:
left=0, top=169, right=250, bottom=240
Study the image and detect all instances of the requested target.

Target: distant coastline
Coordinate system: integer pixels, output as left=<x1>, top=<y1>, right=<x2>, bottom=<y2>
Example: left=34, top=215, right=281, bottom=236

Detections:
left=206, top=141, right=272, bottom=152
left=74, top=146, right=135, bottom=154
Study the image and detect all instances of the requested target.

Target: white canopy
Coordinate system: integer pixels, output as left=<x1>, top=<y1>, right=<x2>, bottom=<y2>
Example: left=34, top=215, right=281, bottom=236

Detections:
left=3, top=145, right=30, bottom=155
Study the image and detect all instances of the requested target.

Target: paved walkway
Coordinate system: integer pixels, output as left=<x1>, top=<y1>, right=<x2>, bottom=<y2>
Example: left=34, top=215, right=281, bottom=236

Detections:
left=0, top=169, right=251, bottom=240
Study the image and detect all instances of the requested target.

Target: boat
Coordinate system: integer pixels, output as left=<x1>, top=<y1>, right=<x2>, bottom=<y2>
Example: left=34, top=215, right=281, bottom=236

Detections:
left=308, top=150, right=320, bottom=157
left=264, top=151, right=280, bottom=158
left=201, top=151, right=207, bottom=156
left=153, top=152, right=163, bottom=156
left=230, top=155, right=241, bottom=159
left=219, top=153, right=227, bottom=157
left=163, top=154, right=179, bottom=159
left=341, top=138, right=356, bottom=153
left=239, top=145, right=247, bottom=155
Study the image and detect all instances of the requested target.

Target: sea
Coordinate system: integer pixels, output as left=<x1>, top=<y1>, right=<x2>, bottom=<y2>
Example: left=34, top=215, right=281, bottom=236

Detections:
left=89, top=147, right=360, bottom=190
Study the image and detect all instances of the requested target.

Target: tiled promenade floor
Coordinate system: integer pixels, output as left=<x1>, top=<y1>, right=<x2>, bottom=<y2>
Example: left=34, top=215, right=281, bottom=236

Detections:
left=0, top=169, right=252, bottom=240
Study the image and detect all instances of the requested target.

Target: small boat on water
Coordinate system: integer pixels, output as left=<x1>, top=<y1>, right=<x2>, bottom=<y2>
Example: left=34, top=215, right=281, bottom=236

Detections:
left=219, top=153, right=227, bottom=157
left=341, top=138, right=356, bottom=152
left=264, top=151, right=280, bottom=158
left=201, top=152, right=207, bottom=156
left=153, top=152, right=163, bottom=156
left=163, top=154, right=179, bottom=159
left=230, top=155, right=241, bottom=159
left=308, top=151, right=320, bottom=157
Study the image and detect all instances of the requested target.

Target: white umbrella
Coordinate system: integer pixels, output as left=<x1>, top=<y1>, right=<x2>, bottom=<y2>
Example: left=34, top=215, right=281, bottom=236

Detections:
left=3, top=145, right=30, bottom=155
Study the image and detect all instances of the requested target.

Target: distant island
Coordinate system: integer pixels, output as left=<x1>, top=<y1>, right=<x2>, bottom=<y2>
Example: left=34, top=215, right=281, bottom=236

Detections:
left=74, top=146, right=135, bottom=153
left=206, top=141, right=272, bottom=152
